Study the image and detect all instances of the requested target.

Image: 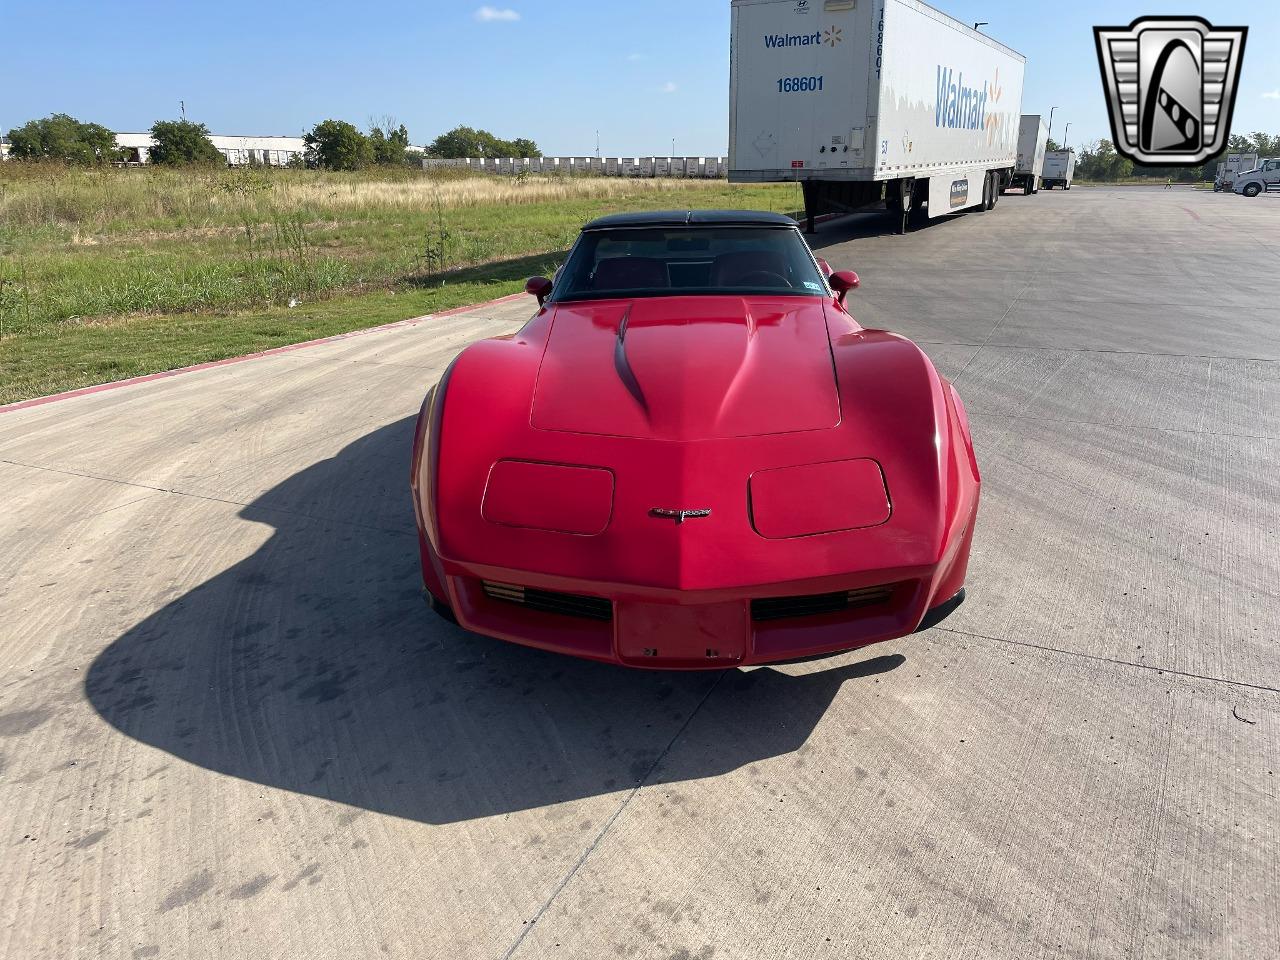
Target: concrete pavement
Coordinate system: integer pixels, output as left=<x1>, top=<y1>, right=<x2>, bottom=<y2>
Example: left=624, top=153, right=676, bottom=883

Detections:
left=0, top=187, right=1276, bottom=959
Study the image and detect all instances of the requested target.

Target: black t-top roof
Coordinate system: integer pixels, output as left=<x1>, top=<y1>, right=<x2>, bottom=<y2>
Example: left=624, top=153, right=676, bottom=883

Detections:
left=582, top=210, right=798, bottom=230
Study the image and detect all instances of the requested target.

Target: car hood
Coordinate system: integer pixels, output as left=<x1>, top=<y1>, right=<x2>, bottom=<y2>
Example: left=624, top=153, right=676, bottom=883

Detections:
left=531, top=296, right=841, bottom=440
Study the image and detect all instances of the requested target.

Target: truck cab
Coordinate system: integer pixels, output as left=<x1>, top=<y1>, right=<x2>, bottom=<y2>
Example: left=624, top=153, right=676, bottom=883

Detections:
left=1233, top=159, right=1280, bottom=197
left=1217, top=153, right=1260, bottom=192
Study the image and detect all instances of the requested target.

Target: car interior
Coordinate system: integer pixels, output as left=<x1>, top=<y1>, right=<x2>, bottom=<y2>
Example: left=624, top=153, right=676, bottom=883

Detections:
left=587, top=250, right=796, bottom=290
left=558, top=228, right=828, bottom=297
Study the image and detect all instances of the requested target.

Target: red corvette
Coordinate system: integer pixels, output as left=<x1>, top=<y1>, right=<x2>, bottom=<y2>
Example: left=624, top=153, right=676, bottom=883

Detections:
left=410, top=211, right=979, bottom=669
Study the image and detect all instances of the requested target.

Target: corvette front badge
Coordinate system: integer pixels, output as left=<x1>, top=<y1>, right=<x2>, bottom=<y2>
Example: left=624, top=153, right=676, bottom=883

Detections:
left=649, top=508, right=712, bottom=525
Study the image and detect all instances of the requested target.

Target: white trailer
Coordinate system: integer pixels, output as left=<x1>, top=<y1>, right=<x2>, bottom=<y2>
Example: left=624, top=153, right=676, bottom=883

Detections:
left=1215, top=153, right=1259, bottom=192
left=1011, top=114, right=1048, bottom=194
left=729, top=0, right=1026, bottom=232
left=1041, top=149, right=1075, bottom=189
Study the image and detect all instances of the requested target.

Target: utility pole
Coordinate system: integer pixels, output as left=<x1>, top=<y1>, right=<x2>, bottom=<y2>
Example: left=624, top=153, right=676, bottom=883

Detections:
left=179, top=100, right=186, bottom=121
left=671, top=137, right=676, bottom=157
left=595, top=130, right=601, bottom=159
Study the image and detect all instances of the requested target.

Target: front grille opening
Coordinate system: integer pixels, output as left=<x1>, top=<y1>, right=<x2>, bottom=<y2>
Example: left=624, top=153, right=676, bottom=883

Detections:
left=482, top=581, right=613, bottom=621
left=751, top=584, right=895, bottom=622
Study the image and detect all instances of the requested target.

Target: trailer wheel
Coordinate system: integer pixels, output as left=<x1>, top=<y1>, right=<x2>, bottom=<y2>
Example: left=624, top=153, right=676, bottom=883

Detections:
left=1030, top=178, right=1038, bottom=195
left=1064, top=183, right=1071, bottom=190
left=1243, top=182, right=1262, bottom=198
left=989, top=175, right=1000, bottom=208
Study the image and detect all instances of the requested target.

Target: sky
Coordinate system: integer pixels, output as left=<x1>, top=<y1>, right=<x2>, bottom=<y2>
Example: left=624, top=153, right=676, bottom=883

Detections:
left=2, top=1, right=1277, bottom=155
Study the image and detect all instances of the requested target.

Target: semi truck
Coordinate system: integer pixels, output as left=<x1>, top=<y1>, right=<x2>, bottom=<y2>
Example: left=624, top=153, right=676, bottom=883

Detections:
left=1041, top=149, right=1075, bottom=189
left=729, top=0, right=1026, bottom=233
left=1232, top=158, right=1280, bottom=197
left=1011, top=114, right=1048, bottom=193
left=1215, top=153, right=1260, bottom=192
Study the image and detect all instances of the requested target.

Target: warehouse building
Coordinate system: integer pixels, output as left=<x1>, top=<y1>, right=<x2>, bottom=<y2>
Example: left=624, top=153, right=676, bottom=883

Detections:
left=113, top=132, right=307, bottom=166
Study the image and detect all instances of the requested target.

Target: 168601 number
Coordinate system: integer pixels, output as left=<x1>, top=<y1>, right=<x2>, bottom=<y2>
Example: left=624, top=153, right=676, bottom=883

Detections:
left=777, top=75, right=823, bottom=93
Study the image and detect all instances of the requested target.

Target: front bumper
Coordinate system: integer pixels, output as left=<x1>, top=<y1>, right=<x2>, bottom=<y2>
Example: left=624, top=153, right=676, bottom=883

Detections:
left=419, top=523, right=974, bottom=669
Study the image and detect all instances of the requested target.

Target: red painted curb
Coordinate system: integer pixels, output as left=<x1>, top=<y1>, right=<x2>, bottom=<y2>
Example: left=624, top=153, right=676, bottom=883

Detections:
left=0, top=290, right=530, bottom=414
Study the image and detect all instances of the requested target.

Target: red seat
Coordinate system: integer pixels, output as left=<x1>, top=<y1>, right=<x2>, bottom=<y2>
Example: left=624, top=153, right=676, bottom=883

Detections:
left=590, top=257, right=669, bottom=290
left=711, top=250, right=790, bottom=286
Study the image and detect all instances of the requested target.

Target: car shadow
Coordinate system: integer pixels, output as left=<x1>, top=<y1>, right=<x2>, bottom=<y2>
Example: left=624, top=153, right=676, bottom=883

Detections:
left=85, top=416, right=904, bottom=825
left=401, top=250, right=570, bottom=289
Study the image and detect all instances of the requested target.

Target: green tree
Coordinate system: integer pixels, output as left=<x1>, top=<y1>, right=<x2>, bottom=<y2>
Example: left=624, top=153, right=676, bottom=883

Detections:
left=428, top=125, right=491, bottom=158
left=369, top=122, right=410, bottom=165
left=1076, top=140, right=1132, bottom=182
left=510, top=137, right=540, bottom=158
left=6, top=113, right=116, bottom=164
left=427, top=125, right=539, bottom=158
left=147, top=119, right=223, bottom=166
left=1246, top=132, right=1280, bottom=156
left=1227, top=133, right=1255, bottom=153
left=1045, top=138, right=1060, bottom=152
left=304, top=119, right=371, bottom=170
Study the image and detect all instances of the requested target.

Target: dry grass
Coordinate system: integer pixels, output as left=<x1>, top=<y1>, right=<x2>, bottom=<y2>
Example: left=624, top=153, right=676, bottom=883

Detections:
left=0, top=163, right=803, bottom=401
left=272, top=174, right=734, bottom=210
left=0, top=164, right=745, bottom=233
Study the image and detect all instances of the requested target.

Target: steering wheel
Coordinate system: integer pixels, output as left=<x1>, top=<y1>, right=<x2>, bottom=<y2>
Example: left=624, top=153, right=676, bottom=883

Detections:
left=734, top=270, right=792, bottom=288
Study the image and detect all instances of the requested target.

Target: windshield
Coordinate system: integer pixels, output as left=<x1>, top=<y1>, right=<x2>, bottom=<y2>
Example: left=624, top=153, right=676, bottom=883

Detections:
left=552, top=226, right=828, bottom=301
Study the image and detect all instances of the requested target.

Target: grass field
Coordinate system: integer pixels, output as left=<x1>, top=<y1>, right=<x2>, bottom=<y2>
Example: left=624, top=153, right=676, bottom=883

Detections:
left=0, top=165, right=803, bottom=403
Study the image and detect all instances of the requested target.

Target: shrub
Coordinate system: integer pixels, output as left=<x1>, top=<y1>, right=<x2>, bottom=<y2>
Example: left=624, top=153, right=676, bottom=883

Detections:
left=304, top=120, right=372, bottom=171
left=6, top=114, right=117, bottom=164
left=427, top=125, right=540, bottom=159
left=148, top=120, right=224, bottom=166
left=370, top=123, right=411, bottom=166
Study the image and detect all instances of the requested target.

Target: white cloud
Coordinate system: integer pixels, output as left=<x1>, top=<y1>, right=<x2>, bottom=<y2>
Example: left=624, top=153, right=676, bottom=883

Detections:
left=661, top=81, right=678, bottom=94
left=1263, top=88, right=1280, bottom=100
left=474, top=6, right=519, bottom=21
left=627, top=53, right=645, bottom=62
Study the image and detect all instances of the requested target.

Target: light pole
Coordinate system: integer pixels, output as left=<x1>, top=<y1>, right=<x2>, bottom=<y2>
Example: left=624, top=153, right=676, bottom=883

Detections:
left=1061, top=122, right=1071, bottom=149
left=973, top=21, right=988, bottom=31
left=1047, top=106, right=1059, bottom=145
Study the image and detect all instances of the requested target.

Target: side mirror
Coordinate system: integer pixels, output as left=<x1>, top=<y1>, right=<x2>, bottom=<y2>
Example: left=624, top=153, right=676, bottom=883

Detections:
left=829, top=270, right=860, bottom=304
left=816, top=258, right=833, bottom=278
left=525, top=276, right=553, bottom=305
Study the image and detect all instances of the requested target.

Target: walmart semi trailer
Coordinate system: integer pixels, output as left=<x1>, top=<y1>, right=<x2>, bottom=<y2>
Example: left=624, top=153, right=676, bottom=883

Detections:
left=729, top=0, right=1026, bottom=232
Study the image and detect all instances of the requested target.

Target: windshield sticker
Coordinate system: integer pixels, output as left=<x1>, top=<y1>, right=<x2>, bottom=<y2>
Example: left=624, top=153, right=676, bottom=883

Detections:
left=803, top=281, right=823, bottom=291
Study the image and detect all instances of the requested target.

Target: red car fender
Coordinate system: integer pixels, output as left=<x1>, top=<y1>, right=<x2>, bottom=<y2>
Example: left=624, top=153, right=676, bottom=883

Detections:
left=826, top=317, right=980, bottom=610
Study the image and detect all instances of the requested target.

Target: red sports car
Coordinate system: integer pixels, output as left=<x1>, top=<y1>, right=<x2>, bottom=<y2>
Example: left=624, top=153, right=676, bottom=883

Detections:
left=410, top=210, right=979, bottom=669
